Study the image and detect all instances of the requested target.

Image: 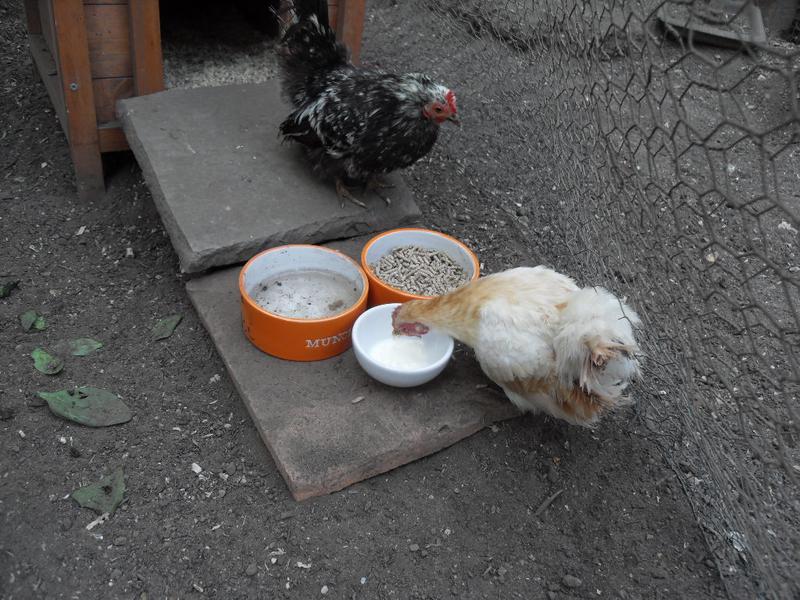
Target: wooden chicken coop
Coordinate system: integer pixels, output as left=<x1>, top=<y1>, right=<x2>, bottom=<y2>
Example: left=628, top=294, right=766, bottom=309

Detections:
left=23, top=0, right=367, bottom=200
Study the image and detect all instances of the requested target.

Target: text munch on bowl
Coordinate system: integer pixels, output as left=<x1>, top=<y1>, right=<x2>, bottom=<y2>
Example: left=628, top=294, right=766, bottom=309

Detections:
left=369, top=245, right=469, bottom=296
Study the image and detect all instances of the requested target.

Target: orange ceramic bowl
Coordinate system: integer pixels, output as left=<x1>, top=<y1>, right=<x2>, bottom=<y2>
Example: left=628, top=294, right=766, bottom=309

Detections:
left=360, top=228, right=480, bottom=306
left=239, top=245, right=369, bottom=361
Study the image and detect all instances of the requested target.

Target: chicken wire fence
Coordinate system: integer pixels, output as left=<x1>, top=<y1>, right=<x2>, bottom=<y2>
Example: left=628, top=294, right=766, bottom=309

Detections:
left=401, top=0, right=800, bottom=598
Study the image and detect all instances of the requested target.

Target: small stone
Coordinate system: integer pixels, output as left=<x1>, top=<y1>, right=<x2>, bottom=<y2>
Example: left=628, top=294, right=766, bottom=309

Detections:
left=245, top=563, right=258, bottom=577
left=111, top=569, right=122, bottom=580
left=113, top=536, right=128, bottom=546
left=651, top=567, right=668, bottom=579
left=224, top=461, right=237, bottom=475
left=69, top=445, right=82, bottom=458
left=562, top=575, right=582, bottom=588
left=409, top=543, right=420, bottom=552
left=321, top=585, right=329, bottom=594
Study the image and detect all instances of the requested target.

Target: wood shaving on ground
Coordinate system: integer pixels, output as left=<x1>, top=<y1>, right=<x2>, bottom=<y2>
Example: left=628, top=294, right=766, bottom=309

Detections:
left=370, top=245, right=470, bottom=296
left=160, top=3, right=280, bottom=89
left=85, top=512, right=110, bottom=531
left=163, top=41, right=279, bottom=89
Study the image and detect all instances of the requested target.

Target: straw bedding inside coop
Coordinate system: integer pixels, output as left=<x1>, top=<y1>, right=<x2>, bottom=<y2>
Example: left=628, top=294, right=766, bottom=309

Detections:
left=160, top=0, right=281, bottom=89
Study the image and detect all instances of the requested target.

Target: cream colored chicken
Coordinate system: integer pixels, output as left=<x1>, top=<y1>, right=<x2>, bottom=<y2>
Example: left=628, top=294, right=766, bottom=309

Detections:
left=392, top=266, right=642, bottom=426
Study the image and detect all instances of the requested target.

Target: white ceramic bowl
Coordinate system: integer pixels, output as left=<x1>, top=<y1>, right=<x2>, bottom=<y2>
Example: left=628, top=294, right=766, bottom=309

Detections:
left=351, top=303, right=454, bottom=388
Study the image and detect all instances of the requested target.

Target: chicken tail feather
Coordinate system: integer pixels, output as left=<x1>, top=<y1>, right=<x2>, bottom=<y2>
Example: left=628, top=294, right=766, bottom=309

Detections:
left=554, top=287, right=642, bottom=407
left=278, top=1, right=349, bottom=106
left=292, top=0, right=331, bottom=28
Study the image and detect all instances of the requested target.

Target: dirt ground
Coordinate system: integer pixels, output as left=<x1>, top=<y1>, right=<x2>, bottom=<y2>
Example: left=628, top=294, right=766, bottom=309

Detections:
left=0, top=1, right=725, bottom=599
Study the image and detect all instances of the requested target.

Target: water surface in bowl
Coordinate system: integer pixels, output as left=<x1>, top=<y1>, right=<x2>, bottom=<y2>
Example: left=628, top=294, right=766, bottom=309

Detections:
left=252, top=269, right=360, bottom=319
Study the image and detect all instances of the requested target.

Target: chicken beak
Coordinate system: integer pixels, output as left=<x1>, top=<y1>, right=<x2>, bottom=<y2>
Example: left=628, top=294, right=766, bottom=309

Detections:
left=447, top=114, right=461, bottom=126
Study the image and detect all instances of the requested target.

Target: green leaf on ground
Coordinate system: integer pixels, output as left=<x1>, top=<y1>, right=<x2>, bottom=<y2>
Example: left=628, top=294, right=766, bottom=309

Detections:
left=71, top=468, right=125, bottom=515
left=20, top=310, right=46, bottom=331
left=0, top=280, right=19, bottom=298
left=69, top=338, right=103, bottom=356
left=37, top=387, right=132, bottom=427
left=32, top=348, right=63, bottom=375
left=152, top=314, right=182, bottom=340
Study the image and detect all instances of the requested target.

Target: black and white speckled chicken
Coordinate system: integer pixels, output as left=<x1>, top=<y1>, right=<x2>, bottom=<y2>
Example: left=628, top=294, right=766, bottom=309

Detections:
left=277, top=0, right=459, bottom=207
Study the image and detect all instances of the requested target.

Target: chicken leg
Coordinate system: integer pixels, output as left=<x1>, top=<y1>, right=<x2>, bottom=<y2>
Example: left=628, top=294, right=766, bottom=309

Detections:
left=336, top=178, right=367, bottom=209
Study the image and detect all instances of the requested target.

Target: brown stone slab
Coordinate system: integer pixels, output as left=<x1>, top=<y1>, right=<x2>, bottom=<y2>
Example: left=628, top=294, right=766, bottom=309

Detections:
left=185, top=238, right=519, bottom=500
left=118, top=82, right=421, bottom=274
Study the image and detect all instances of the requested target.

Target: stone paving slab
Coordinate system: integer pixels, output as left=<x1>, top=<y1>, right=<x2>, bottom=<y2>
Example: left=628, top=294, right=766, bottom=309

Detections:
left=185, top=238, right=519, bottom=500
left=118, top=82, right=421, bottom=274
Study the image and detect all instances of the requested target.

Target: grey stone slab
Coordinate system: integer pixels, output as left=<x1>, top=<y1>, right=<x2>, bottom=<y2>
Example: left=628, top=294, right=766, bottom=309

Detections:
left=185, top=237, right=519, bottom=501
left=658, top=2, right=767, bottom=48
left=118, top=82, right=421, bottom=274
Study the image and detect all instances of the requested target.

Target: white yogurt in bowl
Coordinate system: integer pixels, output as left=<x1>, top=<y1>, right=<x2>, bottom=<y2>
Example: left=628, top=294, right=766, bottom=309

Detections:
left=351, top=303, right=454, bottom=388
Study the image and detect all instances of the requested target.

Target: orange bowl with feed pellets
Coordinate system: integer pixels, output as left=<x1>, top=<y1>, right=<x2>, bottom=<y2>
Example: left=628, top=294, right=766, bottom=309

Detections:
left=239, top=245, right=369, bottom=361
left=360, top=228, right=480, bottom=306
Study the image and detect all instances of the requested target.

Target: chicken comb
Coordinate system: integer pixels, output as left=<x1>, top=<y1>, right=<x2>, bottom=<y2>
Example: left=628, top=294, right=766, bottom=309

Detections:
left=445, top=90, right=458, bottom=113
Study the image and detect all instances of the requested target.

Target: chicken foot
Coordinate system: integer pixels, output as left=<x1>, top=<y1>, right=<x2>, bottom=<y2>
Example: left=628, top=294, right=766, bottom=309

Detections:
left=364, top=176, right=394, bottom=205
left=336, top=178, right=367, bottom=209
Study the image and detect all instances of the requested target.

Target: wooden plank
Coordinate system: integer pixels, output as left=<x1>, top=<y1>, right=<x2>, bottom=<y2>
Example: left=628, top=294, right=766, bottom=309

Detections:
left=52, top=0, right=105, bottom=199
left=29, top=33, right=67, bottom=137
left=38, top=0, right=56, bottom=58
left=24, top=0, right=42, bottom=34
left=328, top=0, right=338, bottom=30
left=128, top=0, right=164, bottom=96
left=98, top=123, right=129, bottom=152
left=93, top=77, right=133, bottom=123
left=335, top=0, right=366, bottom=64
left=84, top=4, right=132, bottom=78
